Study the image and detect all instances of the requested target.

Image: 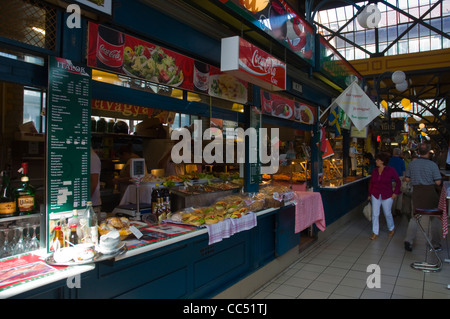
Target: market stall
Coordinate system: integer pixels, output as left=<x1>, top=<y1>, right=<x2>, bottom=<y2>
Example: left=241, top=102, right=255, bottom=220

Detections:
left=0, top=0, right=370, bottom=300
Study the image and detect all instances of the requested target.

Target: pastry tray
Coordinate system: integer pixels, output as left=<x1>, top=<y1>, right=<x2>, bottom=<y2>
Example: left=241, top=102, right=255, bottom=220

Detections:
left=44, top=245, right=127, bottom=266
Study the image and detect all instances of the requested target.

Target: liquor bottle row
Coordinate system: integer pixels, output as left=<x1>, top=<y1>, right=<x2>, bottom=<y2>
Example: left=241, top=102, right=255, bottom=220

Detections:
left=151, top=184, right=171, bottom=223
left=0, top=163, right=36, bottom=218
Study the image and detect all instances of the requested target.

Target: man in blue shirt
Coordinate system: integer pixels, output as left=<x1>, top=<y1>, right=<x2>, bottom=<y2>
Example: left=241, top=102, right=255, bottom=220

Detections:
left=388, top=148, right=405, bottom=216
left=388, top=148, right=405, bottom=177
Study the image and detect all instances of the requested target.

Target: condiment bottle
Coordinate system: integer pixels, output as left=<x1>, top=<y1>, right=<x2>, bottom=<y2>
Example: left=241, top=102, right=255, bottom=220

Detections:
left=54, top=226, right=64, bottom=249
left=69, top=224, right=78, bottom=245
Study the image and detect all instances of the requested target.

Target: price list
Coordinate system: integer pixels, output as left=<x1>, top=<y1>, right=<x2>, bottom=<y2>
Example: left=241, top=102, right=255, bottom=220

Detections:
left=46, top=56, right=91, bottom=215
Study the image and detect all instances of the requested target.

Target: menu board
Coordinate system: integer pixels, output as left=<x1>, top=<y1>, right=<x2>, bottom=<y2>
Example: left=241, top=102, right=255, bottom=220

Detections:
left=46, top=56, right=91, bottom=215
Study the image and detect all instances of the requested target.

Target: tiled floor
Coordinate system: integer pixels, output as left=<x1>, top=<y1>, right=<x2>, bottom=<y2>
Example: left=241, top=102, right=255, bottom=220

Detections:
left=248, top=212, right=450, bottom=299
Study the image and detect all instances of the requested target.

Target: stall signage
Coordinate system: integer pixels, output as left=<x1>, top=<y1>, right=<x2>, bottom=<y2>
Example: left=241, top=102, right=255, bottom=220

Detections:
left=331, top=81, right=380, bottom=131
left=216, top=0, right=315, bottom=66
left=221, top=36, right=286, bottom=91
left=47, top=56, right=91, bottom=217
left=260, top=90, right=316, bottom=125
left=92, top=99, right=153, bottom=118
left=318, top=36, right=362, bottom=89
left=87, top=22, right=248, bottom=104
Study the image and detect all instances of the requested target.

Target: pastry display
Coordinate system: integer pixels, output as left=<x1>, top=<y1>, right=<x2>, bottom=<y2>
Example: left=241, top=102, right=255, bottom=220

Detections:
left=99, top=216, right=132, bottom=240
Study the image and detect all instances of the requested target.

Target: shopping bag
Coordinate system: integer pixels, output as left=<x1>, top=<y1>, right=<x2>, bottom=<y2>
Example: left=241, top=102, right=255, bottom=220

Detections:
left=363, top=201, right=372, bottom=221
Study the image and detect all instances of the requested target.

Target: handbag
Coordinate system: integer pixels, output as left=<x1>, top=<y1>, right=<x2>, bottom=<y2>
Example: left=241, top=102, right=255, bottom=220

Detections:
left=363, top=201, right=372, bottom=221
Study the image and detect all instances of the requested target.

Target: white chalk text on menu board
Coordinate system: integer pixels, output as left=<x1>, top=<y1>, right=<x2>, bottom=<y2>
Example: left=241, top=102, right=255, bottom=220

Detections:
left=47, top=56, right=91, bottom=216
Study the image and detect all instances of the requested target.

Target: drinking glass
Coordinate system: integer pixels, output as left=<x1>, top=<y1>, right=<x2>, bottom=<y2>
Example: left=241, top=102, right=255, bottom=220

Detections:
left=23, top=223, right=32, bottom=251
left=1, top=228, right=13, bottom=257
left=13, top=226, right=25, bottom=255
left=29, top=224, right=40, bottom=251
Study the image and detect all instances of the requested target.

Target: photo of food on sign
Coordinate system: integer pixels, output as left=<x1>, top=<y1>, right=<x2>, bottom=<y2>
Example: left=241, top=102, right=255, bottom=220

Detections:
left=208, top=66, right=248, bottom=104
left=260, top=91, right=315, bottom=124
left=88, top=22, right=193, bottom=91
left=123, top=45, right=184, bottom=87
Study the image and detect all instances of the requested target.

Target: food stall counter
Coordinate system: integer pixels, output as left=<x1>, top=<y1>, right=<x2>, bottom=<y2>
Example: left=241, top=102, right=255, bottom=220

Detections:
left=0, top=250, right=94, bottom=299
left=320, top=175, right=371, bottom=190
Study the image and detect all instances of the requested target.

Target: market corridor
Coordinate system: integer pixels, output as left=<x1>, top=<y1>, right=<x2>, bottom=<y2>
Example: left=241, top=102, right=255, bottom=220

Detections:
left=248, top=212, right=450, bottom=299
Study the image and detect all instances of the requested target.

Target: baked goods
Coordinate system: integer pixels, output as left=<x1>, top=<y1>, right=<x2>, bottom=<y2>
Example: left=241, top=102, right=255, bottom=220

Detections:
left=181, top=210, right=205, bottom=226
left=204, top=214, right=219, bottom=225
left=260, top=185, right=293, bottom=208
left=227, top=207, right=248, bottom=219
left=243, top=193, right=265, bottom=212
left=99, top=217, right=132, bottom=240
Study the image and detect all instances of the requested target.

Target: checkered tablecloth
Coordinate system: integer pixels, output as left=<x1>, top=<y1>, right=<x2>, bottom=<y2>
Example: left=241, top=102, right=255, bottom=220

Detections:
left=293, top=191, right=326, bottom=234
left=437, top=181, right=449, bottom=238
left=206, top=213, right=257, bottom=245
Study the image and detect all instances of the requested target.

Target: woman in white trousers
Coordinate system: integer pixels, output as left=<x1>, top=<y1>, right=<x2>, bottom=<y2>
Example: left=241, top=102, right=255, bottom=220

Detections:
left=368, top=152, right=402, bottom=240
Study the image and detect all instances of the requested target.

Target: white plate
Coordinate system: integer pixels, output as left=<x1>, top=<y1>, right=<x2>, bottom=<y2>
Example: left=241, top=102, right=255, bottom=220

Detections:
left=298, top=105, right=313, bottom=124
left=272, top=103, right=293, bottom=119
left=96, top=242, right=126, bottom=255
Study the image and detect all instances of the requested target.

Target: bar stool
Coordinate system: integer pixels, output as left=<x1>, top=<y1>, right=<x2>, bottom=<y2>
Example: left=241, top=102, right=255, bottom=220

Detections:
left=410, top=208, right=443, bottom=272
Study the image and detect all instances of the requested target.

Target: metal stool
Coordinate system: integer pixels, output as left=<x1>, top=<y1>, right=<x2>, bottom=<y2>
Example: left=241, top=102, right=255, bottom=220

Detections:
left=410, top=208, right=443, bottom=272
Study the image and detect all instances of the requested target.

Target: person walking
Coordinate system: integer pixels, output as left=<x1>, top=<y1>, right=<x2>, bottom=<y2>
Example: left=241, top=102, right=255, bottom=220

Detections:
left=388, top=148, right=406, bottom=216
left=403, top=143, right=442, bottom=252
left=368, top=152, right=402, bottom=240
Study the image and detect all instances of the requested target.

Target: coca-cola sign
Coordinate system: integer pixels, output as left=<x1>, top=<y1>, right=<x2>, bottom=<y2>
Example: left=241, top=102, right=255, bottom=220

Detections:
left=87, top=22, right=248, bottom=104
left=221, top=36, right=286, bottom=91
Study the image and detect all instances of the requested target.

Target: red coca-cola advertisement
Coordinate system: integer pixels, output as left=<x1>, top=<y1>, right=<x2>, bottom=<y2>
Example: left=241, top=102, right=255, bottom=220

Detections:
left=88, top=22, right=194, bottom=91
left=88, top=23, right=248, bottom=104
left=261, top=90, right=316, bottom=125
left=238, top=37, right=286, bottom=90
left=221, top=36, right=286, bottom=91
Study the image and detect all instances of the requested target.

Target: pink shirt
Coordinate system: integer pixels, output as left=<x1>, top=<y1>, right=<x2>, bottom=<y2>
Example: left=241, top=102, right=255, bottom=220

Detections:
left=369, top=166, right=401, bottom=200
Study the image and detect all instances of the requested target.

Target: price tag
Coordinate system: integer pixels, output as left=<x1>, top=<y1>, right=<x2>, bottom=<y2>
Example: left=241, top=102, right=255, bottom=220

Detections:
left=129, top=225, right=143, bottom=239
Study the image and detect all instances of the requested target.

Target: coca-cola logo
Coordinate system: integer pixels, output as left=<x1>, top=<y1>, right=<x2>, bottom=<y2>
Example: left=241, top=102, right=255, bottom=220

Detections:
left=98, top=44, right=122, bottom=61
left=251, top=50, right=281, bottom=85
left=96, top=35, right=124, bottom=68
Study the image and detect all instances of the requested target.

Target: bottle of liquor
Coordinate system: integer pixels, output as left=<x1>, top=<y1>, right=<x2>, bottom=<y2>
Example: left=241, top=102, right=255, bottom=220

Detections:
left=0, top=169, right=16, bottom=218
left=157, top=197, right=167, bottom=223
left=15, top=163, right=36, bottom=215
left=151, top=184, right=161, bottom=214
left=162, top=187, right=171, bottom=215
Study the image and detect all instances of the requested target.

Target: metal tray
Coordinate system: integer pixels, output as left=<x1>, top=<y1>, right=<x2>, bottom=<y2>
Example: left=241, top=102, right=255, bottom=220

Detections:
left=44, top=245, right=127, bottom=266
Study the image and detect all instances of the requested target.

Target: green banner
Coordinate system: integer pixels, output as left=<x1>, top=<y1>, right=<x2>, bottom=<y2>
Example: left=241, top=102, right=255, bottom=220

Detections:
left=46, top=56, right=92, bottom=218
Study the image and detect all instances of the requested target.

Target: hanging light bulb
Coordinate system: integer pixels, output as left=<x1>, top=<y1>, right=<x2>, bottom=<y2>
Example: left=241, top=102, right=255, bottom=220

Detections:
left=395, top=80, right=408, bottom=91
left=391, top=71, right=406, bottom=84
left=381, top=100, right=388, bottom=110
left=401, top=98, right=412, bottom=111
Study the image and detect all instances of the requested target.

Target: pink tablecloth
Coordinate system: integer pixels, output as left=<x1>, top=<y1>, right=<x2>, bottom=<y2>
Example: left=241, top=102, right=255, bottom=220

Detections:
left=293, top=191, right=326, bottom=234
left=437, top=181, right=449, bottom=238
